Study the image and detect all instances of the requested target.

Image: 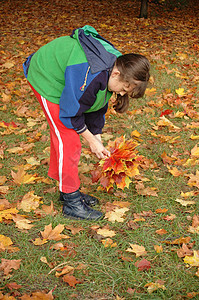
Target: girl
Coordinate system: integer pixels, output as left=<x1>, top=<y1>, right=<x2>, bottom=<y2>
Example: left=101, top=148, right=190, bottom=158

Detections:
left=23, top=25, right=150, bottom=221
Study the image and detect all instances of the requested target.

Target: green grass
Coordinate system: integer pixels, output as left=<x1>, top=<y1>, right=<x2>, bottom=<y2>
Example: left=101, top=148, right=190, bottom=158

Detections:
left=0, top=0, right=199, bottom=299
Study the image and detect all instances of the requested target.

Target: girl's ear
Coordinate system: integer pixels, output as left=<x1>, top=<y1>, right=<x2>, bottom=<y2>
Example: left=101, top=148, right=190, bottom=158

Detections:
left=111, top=66, right=120, bottom=78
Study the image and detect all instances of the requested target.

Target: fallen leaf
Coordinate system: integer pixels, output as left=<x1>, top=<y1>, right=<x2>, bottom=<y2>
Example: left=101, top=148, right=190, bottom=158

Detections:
left=191, top=144, right=199, bottom=158
left=32, top=238, right=48, bottom=246
left=126, top=244, right=147, bottom=257
left=55, top=265, right=74, bottom=277
left=0, top=208, right=19, bottom=222
left=175, top=198, right=196, bottom=206
left=96, top=227, right=116, bottom=238
left=12, top=214, right=34, bottom=230
left=41, top=223, right=70, bottom=241
left=184, top=250, right=199, bottom=266
left=65, top=225, right=84, bottom=235
left=177, top=243, right=193, bottom=258
left=175, top=87, right=185, bottom=96
left=156, top=229, right=168, bottom=235
left=62, top=274, right=82, bottom=287
left=0, top=258, right=21, bottom=275
left=145, top=281, right=166, bottom=294
left=0, top=235, right=13, bottom=248
left=164, top=214, right=176, bottom=221
left=11, top=167, right=39, bottom=185
left=155, top=208, right=168, bottom=213
left=17, top=191, right=42, bottom=212
left=101, top=238, right=117, bottom=247
left=135, top=258, right=151, bottom=271
left=105, top=207, right=129, bottom=223
left=154, top=245, right=163, bottom=253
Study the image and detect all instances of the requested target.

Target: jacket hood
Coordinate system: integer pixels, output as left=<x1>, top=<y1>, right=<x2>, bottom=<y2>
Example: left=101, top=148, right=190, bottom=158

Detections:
left=71, top=25, right=121, bottom=74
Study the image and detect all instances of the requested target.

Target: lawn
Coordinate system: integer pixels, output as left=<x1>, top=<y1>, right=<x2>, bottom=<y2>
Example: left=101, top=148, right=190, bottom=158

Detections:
left=0, top=0, right=199, bottom=299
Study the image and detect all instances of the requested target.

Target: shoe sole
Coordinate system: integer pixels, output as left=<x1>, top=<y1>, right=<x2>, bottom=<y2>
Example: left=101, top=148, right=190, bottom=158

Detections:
left=63, top=213, right=103, bottom=221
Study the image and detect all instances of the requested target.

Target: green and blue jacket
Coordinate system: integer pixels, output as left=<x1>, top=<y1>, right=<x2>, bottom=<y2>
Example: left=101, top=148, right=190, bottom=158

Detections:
left=23, top=25, right=121, bottom=134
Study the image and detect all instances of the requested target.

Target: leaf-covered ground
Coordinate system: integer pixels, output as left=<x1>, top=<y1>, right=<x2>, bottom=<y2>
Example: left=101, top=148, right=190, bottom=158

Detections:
left=0, top=0, right=199, bottom=299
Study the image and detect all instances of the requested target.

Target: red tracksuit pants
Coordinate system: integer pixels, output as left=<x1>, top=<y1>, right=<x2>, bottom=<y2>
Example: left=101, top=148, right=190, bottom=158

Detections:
left=29, top=83, right=81, bottom=193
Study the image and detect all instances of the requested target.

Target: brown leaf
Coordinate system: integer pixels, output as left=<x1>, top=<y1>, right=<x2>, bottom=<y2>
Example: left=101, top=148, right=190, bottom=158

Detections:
left=20, top=291, right=54, bottom=300
left=11, top=167, right=39, bottom=185
left=135, top=258, right=151, bottom=271
left=6, top=282, right=22, bottom=290
left=41, top=223, right=70, bottom=241
left=177, top=243, right=193, bottom=258
left=12, top=214, right=34, bottom=230
left=62, top=275, right=82, bottom=287
left=163, top=214, right=176, bottom=221
left=55, top=265, right=74, bottom=277
left=155, top=208, right=168, bottom=213
left=156, top=229, right=168, bottom=235
left=41, top=201, right=57, bottom=216
left=0, top=258, right=21, bottom=275
left=162, top=236, right=191, bottom=245
left=65, top=225, right=84, bottom=235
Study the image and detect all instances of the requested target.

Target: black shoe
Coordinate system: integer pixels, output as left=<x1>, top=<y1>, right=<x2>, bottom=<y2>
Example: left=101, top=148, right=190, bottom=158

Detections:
left=61, top=190, right=103, bottom=221
left=60, top=190, right=99, bottom=207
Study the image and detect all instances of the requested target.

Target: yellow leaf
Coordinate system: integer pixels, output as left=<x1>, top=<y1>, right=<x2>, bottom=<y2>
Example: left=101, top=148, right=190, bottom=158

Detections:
left=176, top=53, right=187, bottom=60
left=188, top=226, right=199, bottom=234
left=145, top=281, right=166, bottom=294
left=157, top=116, right=180, bottom=130
left=184, top=251, right=199, bottom=266
left=181, top=191, right=195, bottom=198
left=154, top=245, right=163, bottom=253
left=174, top=111, right=185, bottom=118
left=12, top=215, right=34, bottom=230
left=0, top=186, right=9, bottom=194
left=17, top=191, right=42, bottom=212
left=191, top=144, right=199, bottom=158
left=33, top=238, right=48, bottom=245
left=175, top=88, right=185, bottom=96
left=175, top=198, right=196, bottom=206
left=7, top=147, right=24, bottom=154
left=105, top=207, right=129, bottom=223
left=0, top=208, right=19, bottom=222
left=126, top=244, right=147, bottom=257
left=145, top=87, right=156, bottom=96
left=2, top=62, right=14, bottom=69
left=190, top=135, right=199, bottom=140
left=0, top=176, right=7, bottom=185
left=55, top=265, right=74, bottom=277
left=97, top=228, right=116, bottom=238
left=0, top=235, right=13, bottom=247
left=11, top=167, right=39, bottom=185
left=167, top=165, right=183, bottom=177
left=101, top=238, right=117, bottom=248
left=131, top=130, right=141, bottom=138
left=25, top=157, right=40, bottom=166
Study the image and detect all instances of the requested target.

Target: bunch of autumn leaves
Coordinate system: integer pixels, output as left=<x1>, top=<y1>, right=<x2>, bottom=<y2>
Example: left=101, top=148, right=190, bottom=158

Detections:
left=91, top=136, right=142, bottom=192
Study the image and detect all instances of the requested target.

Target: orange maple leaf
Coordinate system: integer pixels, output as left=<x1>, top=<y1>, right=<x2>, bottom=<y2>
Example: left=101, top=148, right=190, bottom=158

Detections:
left=91, top=136, right=142, bottom=191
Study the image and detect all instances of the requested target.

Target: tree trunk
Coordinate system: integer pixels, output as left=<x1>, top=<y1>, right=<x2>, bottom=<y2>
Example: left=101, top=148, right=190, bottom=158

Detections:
left=139, top=0, right=148, bottom=19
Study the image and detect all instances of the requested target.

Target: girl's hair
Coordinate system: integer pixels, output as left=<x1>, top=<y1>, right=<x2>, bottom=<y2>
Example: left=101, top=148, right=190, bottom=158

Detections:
left=113, top=53, right=150, bottom=113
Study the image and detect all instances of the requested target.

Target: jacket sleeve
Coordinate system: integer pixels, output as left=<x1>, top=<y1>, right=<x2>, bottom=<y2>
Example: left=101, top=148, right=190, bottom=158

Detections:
left=84, top=103, right=108, bottom=135
left=59, top=66, right=108, bottom=134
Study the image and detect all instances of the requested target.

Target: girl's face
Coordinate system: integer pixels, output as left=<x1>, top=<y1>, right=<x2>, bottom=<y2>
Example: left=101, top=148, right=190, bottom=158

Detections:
left=108, top=66, right=134, bottom=96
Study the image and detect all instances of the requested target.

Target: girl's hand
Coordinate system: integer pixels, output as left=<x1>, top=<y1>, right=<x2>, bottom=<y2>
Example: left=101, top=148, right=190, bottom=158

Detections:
left=89, top=137, right=110, bottom=159
left=81, top=130, right=110, bottom=159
